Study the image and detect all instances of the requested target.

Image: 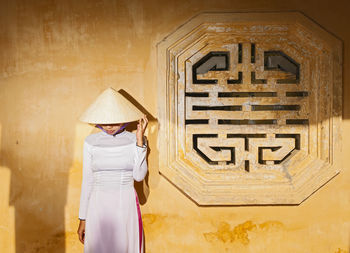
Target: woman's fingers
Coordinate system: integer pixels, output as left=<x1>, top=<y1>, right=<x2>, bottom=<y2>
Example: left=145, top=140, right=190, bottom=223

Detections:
left=138, top=119, right=142, bottom=132
left=136, top=115, right=148, bottom=135
left=77, top=219, right=86, bottom=244
left=142, top=115, right=148, bottom=130
left=78, top=230, right=85, bottom=244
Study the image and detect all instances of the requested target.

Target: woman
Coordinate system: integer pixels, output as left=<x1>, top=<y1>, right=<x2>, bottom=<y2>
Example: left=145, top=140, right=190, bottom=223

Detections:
left=77, top=87, right=148, bottom=253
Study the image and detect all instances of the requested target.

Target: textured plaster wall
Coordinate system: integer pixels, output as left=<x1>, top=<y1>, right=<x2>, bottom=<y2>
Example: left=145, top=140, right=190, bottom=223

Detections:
left=0, top=0, right=349, bottom=252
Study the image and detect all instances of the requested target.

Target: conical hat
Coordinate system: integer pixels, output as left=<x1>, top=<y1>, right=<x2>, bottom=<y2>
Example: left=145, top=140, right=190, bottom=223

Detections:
left=79, top=87, right=144, bottom=124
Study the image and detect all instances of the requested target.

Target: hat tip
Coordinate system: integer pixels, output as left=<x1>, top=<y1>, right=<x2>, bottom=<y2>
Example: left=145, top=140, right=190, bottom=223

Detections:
left=103, top=87, right=118, bottom=94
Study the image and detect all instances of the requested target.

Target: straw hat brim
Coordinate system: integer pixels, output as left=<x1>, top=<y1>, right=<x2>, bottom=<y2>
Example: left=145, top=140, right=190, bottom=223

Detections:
left=79, top=87, right=144, bottom=124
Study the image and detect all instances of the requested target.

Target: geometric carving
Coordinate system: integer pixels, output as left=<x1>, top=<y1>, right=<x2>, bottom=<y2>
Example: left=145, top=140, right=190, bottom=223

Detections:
left=192, top=51, right=229, bottom=84
left=264, top=51, right=300, bottom=83
left=157, top=12, right=342, bottom=205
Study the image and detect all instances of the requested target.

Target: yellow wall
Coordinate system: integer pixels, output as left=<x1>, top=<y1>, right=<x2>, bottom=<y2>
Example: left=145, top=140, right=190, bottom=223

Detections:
left=0, top=0, right=349, bottom=252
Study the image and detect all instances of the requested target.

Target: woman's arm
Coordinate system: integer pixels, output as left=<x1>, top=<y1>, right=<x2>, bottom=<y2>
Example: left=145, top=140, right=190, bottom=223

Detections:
left=133, top=115, right=148, bottom=181
left=133, top=137, right=148, bottom=181
left=77, top=140, right=93, bottom=243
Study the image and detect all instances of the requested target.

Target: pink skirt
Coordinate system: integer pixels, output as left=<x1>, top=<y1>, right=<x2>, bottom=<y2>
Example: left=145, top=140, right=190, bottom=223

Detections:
left=84, top=185, right=143, bottom=253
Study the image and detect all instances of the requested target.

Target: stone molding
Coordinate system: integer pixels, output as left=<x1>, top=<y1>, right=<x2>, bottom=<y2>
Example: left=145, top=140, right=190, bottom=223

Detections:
left=157, top=12, right=342, bottom=205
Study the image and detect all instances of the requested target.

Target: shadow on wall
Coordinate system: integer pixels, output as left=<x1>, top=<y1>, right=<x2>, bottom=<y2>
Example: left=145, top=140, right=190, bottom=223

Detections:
left=120, top=88, right=158, bottom=205
left=0, top=88, right=74, bottom=252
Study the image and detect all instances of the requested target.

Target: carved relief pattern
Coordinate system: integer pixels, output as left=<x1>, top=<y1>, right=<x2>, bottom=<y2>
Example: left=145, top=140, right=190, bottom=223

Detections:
left=158, top=13, right=342, bottom=205
left=185, top=43, right=306, bottom=172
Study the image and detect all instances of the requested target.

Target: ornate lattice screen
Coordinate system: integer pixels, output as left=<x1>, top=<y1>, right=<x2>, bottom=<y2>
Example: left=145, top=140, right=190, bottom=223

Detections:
left=157, top=12, right=342, bottom=205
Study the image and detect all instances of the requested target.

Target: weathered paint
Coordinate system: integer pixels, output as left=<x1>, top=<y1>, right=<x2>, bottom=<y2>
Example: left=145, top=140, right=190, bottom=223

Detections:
left=0, top=0, right=349, bottom=252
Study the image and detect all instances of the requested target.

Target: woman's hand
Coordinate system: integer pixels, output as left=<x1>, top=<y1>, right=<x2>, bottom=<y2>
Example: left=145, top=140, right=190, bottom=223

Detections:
left=136, top=115, right=148, bottom=146
left=77, top=220, right=86, bottom=244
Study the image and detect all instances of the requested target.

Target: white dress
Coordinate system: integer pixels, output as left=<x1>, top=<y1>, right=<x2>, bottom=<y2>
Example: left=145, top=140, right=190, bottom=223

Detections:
left=79, top=130, right=147, bottom=253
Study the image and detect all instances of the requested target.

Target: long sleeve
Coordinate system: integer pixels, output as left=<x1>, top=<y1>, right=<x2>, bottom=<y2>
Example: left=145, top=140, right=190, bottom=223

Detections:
left=78, top=141, right=93, bottom=220
left=133, top=138, right=148, bottom=182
